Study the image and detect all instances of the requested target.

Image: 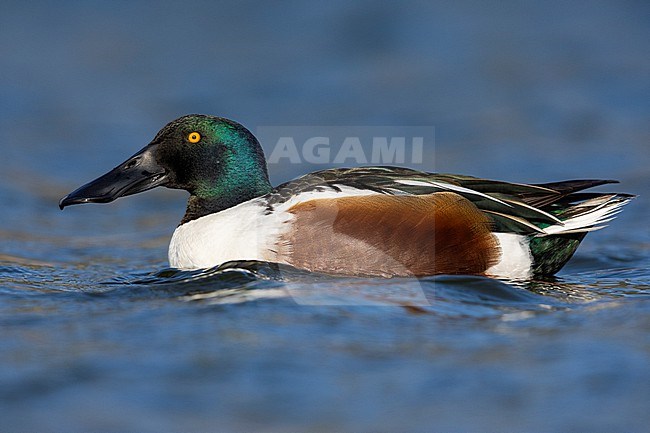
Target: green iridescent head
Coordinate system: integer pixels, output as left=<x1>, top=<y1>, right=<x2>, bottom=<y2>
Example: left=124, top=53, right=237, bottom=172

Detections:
left=59, top=115, right=273, bottom=219
left=152, top=114, right=271, bottom=198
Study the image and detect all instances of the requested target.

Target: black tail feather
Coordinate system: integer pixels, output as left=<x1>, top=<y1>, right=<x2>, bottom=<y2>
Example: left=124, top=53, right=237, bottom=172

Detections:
left=523, top=179, right=619, bottom=207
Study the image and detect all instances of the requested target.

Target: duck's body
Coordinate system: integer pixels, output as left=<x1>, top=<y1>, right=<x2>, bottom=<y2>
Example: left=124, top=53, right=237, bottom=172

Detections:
left=60, top=115, right=634, bottom=279
left=167, top=166, right=631, bottom=279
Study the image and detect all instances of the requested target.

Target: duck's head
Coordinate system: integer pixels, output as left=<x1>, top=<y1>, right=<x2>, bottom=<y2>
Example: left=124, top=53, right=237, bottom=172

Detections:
left=59, top=114, right=273, bottom=215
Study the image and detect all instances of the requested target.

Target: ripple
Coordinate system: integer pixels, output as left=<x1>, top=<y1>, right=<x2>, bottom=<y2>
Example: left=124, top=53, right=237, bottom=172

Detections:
left=87, top=261, right=582, bottom=317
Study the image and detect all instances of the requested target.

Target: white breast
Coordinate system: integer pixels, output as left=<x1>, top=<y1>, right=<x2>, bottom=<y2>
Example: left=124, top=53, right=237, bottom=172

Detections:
left=168, top=198, right=290, bottom=269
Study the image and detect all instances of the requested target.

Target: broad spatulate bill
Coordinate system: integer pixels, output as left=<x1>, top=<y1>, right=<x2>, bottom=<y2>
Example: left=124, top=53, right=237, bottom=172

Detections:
left=60, top=114, right=635, bottom=279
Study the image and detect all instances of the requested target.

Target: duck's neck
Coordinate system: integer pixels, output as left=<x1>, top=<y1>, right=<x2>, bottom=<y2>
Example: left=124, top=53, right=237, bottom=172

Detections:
left=181, top=170, right=273, bottom=225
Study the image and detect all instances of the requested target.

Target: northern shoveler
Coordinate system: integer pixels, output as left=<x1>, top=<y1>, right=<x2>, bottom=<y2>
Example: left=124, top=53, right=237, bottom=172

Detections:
left=59, top=114, right=634, bottom=279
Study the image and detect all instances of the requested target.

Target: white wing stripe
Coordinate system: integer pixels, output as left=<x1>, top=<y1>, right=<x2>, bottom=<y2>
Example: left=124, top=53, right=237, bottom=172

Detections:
left=394, top=179, right=511, bottom=207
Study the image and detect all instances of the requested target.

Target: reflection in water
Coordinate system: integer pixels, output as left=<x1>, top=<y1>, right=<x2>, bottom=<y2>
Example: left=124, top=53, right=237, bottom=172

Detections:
left=100, top=260, right=616, bottom=311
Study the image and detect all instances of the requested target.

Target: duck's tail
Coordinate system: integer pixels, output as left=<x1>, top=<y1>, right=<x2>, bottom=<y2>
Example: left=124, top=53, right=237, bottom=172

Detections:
left=542, top=193, right=635, bottom=235
left=529, top=192, right=635, bottom=275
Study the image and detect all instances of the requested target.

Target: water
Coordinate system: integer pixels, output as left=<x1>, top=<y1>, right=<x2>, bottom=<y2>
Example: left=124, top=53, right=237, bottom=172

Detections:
left=1, top=1, right=649, bottom=432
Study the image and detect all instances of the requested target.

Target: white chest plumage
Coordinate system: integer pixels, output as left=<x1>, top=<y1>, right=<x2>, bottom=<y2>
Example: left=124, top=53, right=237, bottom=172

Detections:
left=168, top=198, right=289, bottom=269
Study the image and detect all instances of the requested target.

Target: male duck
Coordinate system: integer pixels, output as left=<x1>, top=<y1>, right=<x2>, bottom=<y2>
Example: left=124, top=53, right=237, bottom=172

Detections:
left=60, top=114, right=634, bottom=279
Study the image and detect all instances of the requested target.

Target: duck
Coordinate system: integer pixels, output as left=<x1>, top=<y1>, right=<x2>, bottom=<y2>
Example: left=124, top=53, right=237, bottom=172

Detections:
left=59, top=114, right=634, bottom=279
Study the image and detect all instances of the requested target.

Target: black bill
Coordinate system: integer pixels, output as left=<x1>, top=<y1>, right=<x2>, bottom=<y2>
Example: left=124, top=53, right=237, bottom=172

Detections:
left=59, top=144, right=168, bottom=209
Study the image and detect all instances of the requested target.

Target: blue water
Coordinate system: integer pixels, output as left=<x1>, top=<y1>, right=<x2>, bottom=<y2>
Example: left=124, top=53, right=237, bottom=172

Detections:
left=1, top=1, right=649, bottom=432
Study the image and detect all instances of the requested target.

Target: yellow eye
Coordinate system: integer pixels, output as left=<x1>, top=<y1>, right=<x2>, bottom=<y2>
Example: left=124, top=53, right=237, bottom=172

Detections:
left=188, top=132, right=201, bottom=143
